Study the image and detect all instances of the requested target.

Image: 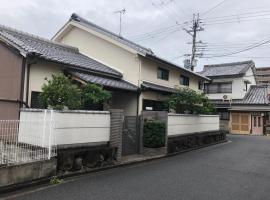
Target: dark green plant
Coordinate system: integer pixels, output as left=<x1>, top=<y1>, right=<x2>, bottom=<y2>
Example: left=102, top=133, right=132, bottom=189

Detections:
left=39, top=73, right=81, bottom=110
left=143, top=120, right=166, bottom=148
left=168, top=88, right=215, bottom=114
left=81, top=83, right=111, bottom=110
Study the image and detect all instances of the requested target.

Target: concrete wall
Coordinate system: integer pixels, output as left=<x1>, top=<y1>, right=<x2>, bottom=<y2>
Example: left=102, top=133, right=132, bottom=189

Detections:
left=168, top=114, right=220, bottom=136
left=28, top=62, right=62, bottom=106
left=0, top=159, right=56, bottom=188
left=207, top=68, right=256, bottom=100
left=0, top=42, right=24, bottom=120
left=18, top=109, right=110, bottom=148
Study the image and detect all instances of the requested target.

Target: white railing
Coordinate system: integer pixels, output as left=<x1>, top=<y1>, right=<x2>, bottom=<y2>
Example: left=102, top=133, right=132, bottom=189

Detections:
left=0, top=110, right=56, bottom=166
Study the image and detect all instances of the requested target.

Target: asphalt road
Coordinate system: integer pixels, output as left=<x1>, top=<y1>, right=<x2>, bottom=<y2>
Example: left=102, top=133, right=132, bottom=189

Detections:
left=4, top=135, right=270, bottom=200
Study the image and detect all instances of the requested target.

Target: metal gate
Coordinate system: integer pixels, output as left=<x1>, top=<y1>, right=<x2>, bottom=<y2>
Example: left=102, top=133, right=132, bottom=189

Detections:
left=122, top=116, right=140, bottom=156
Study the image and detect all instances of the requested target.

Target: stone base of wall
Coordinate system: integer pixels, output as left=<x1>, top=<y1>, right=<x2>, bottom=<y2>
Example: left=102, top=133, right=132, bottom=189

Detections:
left=57, top=145, right=118, bottom=172
left=0, top=159, right=56, bottom=188
left=167, top=131, right=226, bottom=155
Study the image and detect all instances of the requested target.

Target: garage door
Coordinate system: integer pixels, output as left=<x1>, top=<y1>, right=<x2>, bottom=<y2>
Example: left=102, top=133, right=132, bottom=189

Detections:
left=231, top=113, right=250, bottom=134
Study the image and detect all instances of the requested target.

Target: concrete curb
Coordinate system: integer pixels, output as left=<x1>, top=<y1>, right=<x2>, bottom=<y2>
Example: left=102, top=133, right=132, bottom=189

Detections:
left=0, top=139, right=228, bottom=197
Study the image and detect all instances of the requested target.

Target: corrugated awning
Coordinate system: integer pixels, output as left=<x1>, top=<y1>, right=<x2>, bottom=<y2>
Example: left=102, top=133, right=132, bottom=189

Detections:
left=70, top=71, right=138, bottom=92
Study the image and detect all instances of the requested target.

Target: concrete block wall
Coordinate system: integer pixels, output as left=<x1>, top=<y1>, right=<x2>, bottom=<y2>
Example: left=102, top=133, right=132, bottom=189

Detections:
left=109, top=109, right=124, bottom=161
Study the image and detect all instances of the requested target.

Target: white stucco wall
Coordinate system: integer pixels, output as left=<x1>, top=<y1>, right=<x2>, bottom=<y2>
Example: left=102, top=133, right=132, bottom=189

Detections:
left=28, top=62, right=62, bottom=106
left=18, top=109, right=110, bottom=147
left=206, top=68, right=256, bottom=100
left=167, top=114, right=220, bottom=136
left=56, top=26, right=140, bottom=86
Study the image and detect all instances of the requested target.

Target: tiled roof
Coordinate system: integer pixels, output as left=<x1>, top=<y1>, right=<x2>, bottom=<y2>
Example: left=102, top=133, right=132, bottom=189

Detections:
left=0, top=25, right=122, bottom=78
left=70, top=71, right=138, bottom=92
left=199, top=61, right=254, bottom=77
left=211, top=85, right=270, bottom=106
left=70, top=13, right=153, bottom=56
left=141, top=81, right=177, bottom=94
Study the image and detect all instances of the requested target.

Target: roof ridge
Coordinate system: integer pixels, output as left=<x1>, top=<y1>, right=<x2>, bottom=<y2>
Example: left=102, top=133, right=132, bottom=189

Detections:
left=0, top=24, right=79, bottom=53
left=204, top=60, right=254, bottom=68
left=69, top=13, right=154, bottom=54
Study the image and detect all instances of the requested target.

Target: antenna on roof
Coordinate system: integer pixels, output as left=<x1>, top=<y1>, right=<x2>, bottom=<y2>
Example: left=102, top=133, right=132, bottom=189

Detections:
left=114, top=8, right=126, bottom=37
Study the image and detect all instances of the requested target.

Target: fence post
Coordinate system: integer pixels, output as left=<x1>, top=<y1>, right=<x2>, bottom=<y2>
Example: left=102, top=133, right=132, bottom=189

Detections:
left=109, top=109, right=124, bottom=161
left=42, top=109, right=47, bottom=147
left=48, top=109, right=54, bottom=159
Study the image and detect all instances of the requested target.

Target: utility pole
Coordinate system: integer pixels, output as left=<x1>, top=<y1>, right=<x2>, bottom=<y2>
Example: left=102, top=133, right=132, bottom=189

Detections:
left=183, top=13, right=204, bottom=71
left=114, top=8, right=126, bottom=37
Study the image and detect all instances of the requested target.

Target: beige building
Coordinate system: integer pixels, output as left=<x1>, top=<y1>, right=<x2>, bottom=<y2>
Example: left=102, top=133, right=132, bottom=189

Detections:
left=52, top=13, right=209, bottom=116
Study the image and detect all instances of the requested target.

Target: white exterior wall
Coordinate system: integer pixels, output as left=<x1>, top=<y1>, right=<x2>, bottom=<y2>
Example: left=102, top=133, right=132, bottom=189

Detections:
left=140, top=57, right=202, bottom=92
left=28, top=62, right=62, bottom=106
left=207, top=68, right=256, bottom=100
left=56, top=26, right=140, bottom=86
left=167, top=114, right=220, bottom=136
left=18, top=109, right=110, bottom=147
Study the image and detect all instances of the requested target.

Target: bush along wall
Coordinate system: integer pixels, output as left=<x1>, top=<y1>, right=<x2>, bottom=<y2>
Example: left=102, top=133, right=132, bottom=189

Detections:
left=167, top=131, right=227, bottom=154
left=143, top=120, right=166, bottom=148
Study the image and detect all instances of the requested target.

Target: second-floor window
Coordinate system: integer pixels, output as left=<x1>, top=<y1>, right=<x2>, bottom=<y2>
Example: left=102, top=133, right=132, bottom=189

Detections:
left=204, top=82, right=232, bottom=94
left=180, top=75, right=189, bottom=86
left=157, top=67, right=169, bottom=81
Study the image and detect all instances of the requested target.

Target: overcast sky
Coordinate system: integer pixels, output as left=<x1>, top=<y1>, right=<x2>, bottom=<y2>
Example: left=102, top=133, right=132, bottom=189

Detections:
left=1, top=0, right=270, bottom=71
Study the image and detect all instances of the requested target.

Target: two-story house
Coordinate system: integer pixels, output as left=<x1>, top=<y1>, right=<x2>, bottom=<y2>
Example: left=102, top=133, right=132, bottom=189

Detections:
left=0, top=25, right=138, bottom=120
left=199, top=61, right=270, bottom=135
left=52, top=13, right=209, bottom=116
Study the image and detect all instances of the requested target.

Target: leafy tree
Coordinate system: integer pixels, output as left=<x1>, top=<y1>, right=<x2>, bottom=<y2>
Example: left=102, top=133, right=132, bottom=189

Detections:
left=168, top=88, right=215, bottom=114
left=39, top=73, right=81, bottom=110
left=81, top=84, right=111, bottom=110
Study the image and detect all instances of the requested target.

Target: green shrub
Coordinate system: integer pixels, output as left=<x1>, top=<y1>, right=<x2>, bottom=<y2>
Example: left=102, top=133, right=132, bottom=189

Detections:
left=143, top=120, right=166, bottom=148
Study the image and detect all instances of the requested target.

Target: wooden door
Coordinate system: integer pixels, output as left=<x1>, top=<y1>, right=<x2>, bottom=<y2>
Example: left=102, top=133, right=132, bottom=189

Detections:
left=231, top=113, right=250, bottom=134
left=251, top=116, right=263, bottom=135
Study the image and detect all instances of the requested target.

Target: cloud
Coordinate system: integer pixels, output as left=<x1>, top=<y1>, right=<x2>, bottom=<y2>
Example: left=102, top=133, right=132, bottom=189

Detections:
left=0, top=0, right=270, bottom=70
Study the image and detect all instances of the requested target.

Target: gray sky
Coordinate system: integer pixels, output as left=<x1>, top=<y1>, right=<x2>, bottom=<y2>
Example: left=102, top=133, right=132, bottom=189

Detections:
left=1, top=0, right=270, bottom=71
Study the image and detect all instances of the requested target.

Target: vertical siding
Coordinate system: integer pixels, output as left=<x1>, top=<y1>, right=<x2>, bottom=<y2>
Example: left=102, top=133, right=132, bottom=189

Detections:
left=0, top=43, right=23, bottom=119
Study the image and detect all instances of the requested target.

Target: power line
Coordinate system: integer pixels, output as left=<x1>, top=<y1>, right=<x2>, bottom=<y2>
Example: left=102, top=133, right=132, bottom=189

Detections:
left=201, top=0, right=229, bottom=17
left=201, top=38, right=270, bottom=58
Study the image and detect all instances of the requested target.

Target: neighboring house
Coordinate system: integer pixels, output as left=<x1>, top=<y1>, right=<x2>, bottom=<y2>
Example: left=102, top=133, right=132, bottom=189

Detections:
left=256, top=67, right=270, bottom=85
left=52, top=13, right=209, bottom=116
left=0, top=25, right=138, bottom=120
left=200, top=61, right=270, bottom=135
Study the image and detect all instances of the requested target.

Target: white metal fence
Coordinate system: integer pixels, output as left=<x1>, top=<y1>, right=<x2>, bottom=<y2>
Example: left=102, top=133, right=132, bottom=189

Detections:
left=0, top=110, right=56, bottom=166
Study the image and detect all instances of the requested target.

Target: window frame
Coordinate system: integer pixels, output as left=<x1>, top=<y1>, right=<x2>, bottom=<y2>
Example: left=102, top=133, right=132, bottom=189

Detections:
left=204, top=82, right=232, bottom=94
left=157, top=67, right=169, bottom=81
left=180, top=75, right=190, bottom=86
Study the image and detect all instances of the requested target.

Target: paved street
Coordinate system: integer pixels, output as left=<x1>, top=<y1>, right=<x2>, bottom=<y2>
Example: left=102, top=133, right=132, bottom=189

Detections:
left=5, top=135, right=270, bottom=200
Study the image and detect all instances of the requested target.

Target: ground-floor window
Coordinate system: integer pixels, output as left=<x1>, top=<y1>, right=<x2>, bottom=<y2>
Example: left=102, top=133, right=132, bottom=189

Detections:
left=143, top=99, right=168, bottom=111
left=31, top=91, right=42, bottom=108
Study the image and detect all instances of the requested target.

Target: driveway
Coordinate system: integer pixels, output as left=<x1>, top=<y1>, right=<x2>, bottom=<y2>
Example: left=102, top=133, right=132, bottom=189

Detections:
left=4, top=135, right=270, bottom=200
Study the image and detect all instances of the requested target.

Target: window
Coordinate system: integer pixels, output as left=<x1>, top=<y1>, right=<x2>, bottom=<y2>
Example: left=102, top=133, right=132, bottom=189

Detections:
left=143, top=99, right=168, bottom=111
left=217, top=109, right=230, bottom=120
left=204, top=82, right=232, bottom=94
left=258, top=117, right=261, bottom=127
left=180, top=75, right=189, bottom=86
left=198, top=81, right=203, bottom=90
left=31, top=91, right=42, bottom=108
left=157, top=67, right=169, bottom=81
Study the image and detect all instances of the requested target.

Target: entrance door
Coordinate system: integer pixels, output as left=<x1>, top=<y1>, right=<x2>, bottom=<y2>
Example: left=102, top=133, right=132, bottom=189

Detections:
left=252, top=115, right=263, bottom=135
left=231, top=113, right=250, bottom=134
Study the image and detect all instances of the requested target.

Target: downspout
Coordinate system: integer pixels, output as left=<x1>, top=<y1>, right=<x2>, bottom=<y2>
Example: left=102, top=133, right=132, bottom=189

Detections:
left=19, top=56, right=26, bottom=108
left=137, top=55, right=142, bottom=117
